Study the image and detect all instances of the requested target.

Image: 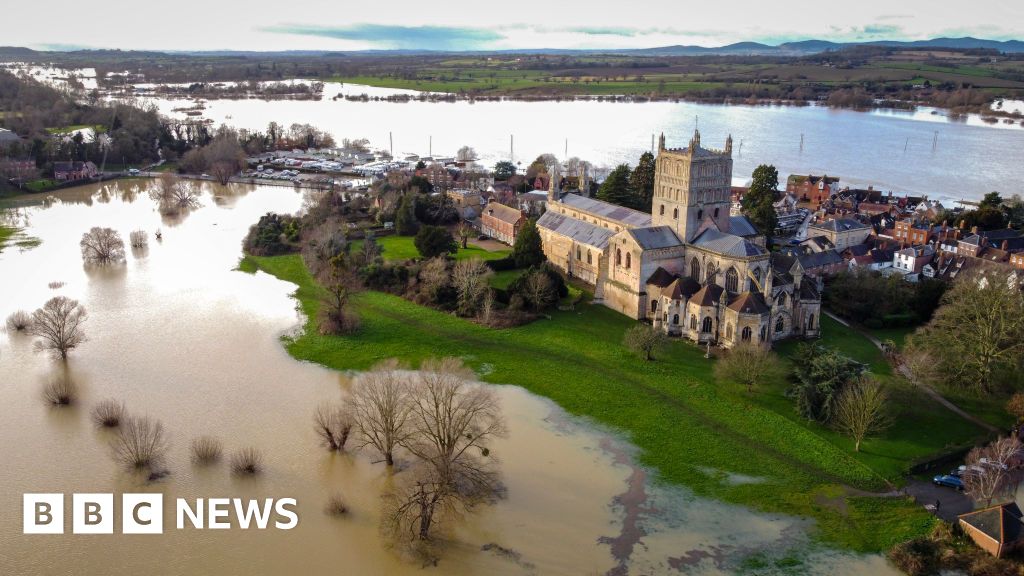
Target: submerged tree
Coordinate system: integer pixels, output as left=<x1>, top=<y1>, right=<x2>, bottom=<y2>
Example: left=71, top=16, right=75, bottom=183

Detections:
left=313, top=402, right=354, bottom=451
left=29, top=296, right=88, bottom=359
left=350, top=359, right=412, bottom=466
left=80, top=227, right=126, bottom=263
left=112, top=416, right=169, bottom=471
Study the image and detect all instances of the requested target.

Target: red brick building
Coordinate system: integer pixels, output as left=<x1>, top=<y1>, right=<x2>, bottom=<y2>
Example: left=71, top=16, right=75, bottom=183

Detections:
left=786, top=174, right=839, bottom=208
left=480, top=201, right=526, bottom=245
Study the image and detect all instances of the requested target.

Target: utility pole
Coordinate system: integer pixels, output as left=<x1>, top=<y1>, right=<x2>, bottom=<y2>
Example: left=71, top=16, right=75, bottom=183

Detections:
left=389, top=131, right=393, bottom=159
left=510, top=134, right=514, bottom=163
left=429, top=135, right=432, bottom=157
left=564, top=138, right=567, bottom=158
left=651, top=133, right=655, bottom=153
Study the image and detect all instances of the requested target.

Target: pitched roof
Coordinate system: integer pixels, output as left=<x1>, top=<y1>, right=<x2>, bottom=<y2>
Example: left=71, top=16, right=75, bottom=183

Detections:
left=558, top=194, right=652, bottom=228
left=536, top=210, right=614, bottom=249
left=728, top=215, right=759, bottom=237
left=960, top=502, right=1024, bottom=545
left=691, top=228, right=767, bottom=258
left=482, top=202, right=524, bottom=225
left=626, top=226, right=683, bottom=250
left=691, top=283, right=724, bottom=306
left=646, top=267, right=675, bottom=288
left=810, top=218, right=870, bottom=233
left=663, top=277, right=701, bottom=300
left=727, top=292, right=770, bottom=315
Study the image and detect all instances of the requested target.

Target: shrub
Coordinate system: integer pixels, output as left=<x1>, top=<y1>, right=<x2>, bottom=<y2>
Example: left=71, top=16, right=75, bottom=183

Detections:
left=887, top=537, right=939, bottom=576
left=317, top=306, right=361, bottom=335
left=129, top=230, right=148, bottom=248
left=91, top=399, right=126, bottom=427
left=230, top=447, right=264, bottom=475
left=112, top=416, right=169, bottom=471
left=313, top=402, right=354, bottom=451
left=325, top=493, right=349, bottom=516
left=42, top=377, right=76, bottom=406
left=190, top=436, right=223, bottom=465
left=413, top=225, right=457, bottom=259
left=5, top=310, right=33, bottom=332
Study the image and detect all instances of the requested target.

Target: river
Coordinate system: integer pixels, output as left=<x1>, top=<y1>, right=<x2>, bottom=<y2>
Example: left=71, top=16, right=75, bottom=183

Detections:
left=0, top=181, right=899, bottom=575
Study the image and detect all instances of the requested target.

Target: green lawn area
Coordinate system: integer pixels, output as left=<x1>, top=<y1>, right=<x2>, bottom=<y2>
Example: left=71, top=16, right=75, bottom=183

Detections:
left=237, top=253, right=994, bottom=553
left=353, top=235, right=509, bottom=262
left=488, top=269, right=524, bottom=290
left=23, top=179, right=57, bottom=192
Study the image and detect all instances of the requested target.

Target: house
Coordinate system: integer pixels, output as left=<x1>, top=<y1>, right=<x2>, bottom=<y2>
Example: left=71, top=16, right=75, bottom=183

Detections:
left=807, top=218, right=872, bottom=251
left=958, top=502, right=1024, bottom=558
left=0, top=128, right=21, bottom=147
left=0, top=158, right=36, bottom=181
left=480, top=201, right=526, bottom=245
left=516, top=190, right=548, bottom=216
left=53, top=161, right=98, bottom=182
left=892, top=245, right=935, bottom=281
left=787, top=174, right=839, bottom=208
left=847, top=246, right=895, bottom=272
left=445, top=188, right=483, bottom=220
left=779, top=246, right=846, bottom=277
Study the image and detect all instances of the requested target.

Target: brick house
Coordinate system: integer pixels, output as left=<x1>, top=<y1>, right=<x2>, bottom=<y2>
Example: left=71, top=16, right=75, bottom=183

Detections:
left=807, top=218, right=871, bottom=251
left=480, top=201, right=526, bottom=245
left=786, top=174, right=839, bottom=208
left=53, top=161, right=98, bottom=181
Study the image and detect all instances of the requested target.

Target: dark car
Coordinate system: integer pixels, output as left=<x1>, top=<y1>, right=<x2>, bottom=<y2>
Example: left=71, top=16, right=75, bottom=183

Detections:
left=933, top=474, right=964, bottom=491
left=477, top=235, right=488, bottom=241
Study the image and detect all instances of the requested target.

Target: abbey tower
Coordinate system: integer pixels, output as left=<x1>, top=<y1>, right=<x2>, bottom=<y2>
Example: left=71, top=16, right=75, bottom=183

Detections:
left=651, top=130, right=734, bottom=243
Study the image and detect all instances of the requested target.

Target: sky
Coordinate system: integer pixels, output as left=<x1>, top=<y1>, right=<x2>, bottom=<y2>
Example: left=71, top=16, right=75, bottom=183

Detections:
left=7, top=0, right=1022, bottom=52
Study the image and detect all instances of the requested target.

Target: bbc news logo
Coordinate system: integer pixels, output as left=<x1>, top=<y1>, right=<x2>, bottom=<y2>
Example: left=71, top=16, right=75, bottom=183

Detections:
left=23, top=494, right=298, bottom=534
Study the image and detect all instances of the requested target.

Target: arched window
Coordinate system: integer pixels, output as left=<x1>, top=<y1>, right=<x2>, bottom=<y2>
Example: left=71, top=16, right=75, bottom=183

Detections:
left=615, top=248, right=621, bottom=266
left=701, top=317, right=713, bottom=333
left=673, top=207, right=678, bottom=219
left=625, top=252, right=632, bottom=269
left=775, top=315, right=785, bottom=334
left=576, top=247, right=581, bottom=261
left=690, top=258, right=700, bottom=281
left=726, top=323, right=733, bottom=339
left=753, top=268, right=761, bottom=284
left=807, top=314, right=815, bottom=330
left=760, top=326, right=767, bottom=341
left=690, top=314, right=697, bottom=330
left=659, top=204, right=665, bottom=216
left=725, top=268, right=739, bottom=293
left=777, top=292, right=787, bottom=307
left=697, top=209, right=703, bottom=221
left=673, top=313, right=680, bottom=325
left=651, top=300, right=658, bottom=312
left=587, top=250, right=592, bottom=264
left=705, top=265, right=716, bottom=284
left=741, top=326, right=752, bottom=341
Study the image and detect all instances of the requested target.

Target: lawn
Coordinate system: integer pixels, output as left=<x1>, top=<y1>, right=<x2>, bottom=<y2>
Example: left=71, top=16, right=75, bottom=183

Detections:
left=236, top=253, right=996, bottom=553
left=352, top=235, right=509, bottom=262
left=0, top=225, right=41, bottom=253
left=488, top=269, right=524, bottom=290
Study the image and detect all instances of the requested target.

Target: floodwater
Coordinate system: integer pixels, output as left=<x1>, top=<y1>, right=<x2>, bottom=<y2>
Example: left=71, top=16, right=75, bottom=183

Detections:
left=0, top=181, right=898, bottom=575
left=129, top=81, right=1024, bottom=204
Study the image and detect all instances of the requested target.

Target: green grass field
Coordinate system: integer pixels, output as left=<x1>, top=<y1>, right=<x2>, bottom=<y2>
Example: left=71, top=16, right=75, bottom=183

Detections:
left=238, top=253, right=997, bottom=553
left=352, top=235, right=509, bottom=262
left=0, top=225, right=41, bottom=252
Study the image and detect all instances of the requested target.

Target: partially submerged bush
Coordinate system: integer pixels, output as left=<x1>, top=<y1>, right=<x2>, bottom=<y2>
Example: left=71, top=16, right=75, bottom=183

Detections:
left=5, top=310, right=33, bottom=332
left=325, top=493, right=349, bottom=516
left=111, top=416, right=169, bottom=471
left=190, top=436, right=223, bottom=465
left=129, top=230, right=148, bottom=248
left=230, top=447, right=263, bottom=475
left=313, top=402, right=354, bottom=451
left=42, top=377, right=76, bottom=406
left=91, top=399, right=126, bottom=427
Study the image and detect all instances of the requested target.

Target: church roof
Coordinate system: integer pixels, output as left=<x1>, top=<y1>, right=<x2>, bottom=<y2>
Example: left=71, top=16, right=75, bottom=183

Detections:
left=691, top=228, right=767, bottom=258
left=645, top=267, right=676, bottom=288
left=663, top=277, right=701, bottom=300
left=727, top=292, right=771, bottom=315
left=626, top=226, right=683, bottom=250
left=536, top=210, right=615, bottom=249
left=558, top=194, right=652, bottom=228
left=728, top=215, right=759, bottom=237
left=690, top=283, right=724, bottom=307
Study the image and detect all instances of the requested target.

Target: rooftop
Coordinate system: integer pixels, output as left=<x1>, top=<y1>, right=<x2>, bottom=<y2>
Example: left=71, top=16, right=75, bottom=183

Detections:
left=691, top=228, right=767, bottom=258
left=536, top=210, right=614, bottom=249
left=558, top=193, right=652, bottom=229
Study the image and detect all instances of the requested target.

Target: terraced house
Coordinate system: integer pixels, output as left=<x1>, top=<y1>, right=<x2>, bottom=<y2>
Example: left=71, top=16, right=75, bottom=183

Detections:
left=538, top=129, right=821, bottom=348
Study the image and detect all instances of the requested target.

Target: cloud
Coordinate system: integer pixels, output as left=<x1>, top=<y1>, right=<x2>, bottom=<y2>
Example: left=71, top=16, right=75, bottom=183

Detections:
left=262, top=24, right=504, bottom=50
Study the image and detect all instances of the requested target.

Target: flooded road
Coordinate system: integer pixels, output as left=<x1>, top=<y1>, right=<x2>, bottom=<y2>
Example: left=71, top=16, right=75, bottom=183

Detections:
left=0, top=181, right=898, bottom=574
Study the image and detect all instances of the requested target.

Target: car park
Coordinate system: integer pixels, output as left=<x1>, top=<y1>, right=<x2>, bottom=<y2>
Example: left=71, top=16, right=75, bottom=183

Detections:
left=933, top=474, right=964, bottom=491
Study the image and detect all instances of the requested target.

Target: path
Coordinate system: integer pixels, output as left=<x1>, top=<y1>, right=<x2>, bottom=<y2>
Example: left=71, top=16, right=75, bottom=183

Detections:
left=823, top=310, right=998, bottom=433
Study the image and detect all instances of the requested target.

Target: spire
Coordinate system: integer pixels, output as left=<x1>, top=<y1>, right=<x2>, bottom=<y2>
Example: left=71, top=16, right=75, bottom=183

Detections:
left=690, top=129, right=701, bottom=150
left=725, top=134, right=733, bottom=155
left=547, top=162, right=562, bottom=202
left=658, top=132, right=665, bottom=152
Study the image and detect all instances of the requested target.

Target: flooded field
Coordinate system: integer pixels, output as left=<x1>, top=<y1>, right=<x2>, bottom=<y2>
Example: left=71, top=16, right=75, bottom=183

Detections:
left=0, top=181, right=898, bottom=574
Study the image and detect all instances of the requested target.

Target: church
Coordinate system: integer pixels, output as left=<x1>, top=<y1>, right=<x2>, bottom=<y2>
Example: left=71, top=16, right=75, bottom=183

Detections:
left=536, top=129, right=821, bottom=348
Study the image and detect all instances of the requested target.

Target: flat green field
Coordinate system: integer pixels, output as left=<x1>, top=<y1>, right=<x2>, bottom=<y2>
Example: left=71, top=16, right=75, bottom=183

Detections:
left=353, top=235, right=509, bottom=262
left=239, top=253, right=995, bottom=553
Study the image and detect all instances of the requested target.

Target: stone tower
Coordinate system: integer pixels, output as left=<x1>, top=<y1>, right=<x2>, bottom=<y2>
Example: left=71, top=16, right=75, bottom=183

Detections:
left=651, top=129, right=734, bottom=243
left=547, top=162, right=562, bottom=202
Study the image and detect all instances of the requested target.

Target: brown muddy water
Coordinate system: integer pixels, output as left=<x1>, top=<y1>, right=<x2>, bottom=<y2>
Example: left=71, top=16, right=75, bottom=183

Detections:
left=0, top=181, right=898, bottom=575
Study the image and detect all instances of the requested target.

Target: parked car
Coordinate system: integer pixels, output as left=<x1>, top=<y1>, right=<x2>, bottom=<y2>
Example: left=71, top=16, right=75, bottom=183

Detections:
left=127, top=168, right=140, bottom=175
left=933, top=474, right=964, bottom=491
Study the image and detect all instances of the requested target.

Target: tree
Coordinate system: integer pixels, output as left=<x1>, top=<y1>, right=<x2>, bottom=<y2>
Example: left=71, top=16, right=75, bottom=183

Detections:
left=111, top=416, right=169, bottom=471
left=741, top=165, right=779, bottom=242
left=80, top=227, right=126, bottom=263
left=456, top=221, right=472, bottom=249
left=908, top=270, right=1024, bottom=393
left=415, top=160, right=427, bottom=171
left=832, top=376, right=892, bottom=452
left=629, top=151, right=656, bottom=211
left=623, top=324, right=667, bottom=361
left=714, top=343, right=785, bottom=393
left=521, top=268, right=557, bottom=311
left=1007, top=392, right=1024, bottom=424
left=206, top=132, right=246, bottom=185
left=395, top=193, right=420, bottom=236
left=29, top=296, right=88, bottom=359
left=316, top=254, right=362, bottom=335
left=313, top=402, right=354, bottom=451
left=596, top=164, right=638, bottom=209
left=451, top=258, right=493, bottom=317
left=456, top=146, right=478, bottom=162
left=493, top=160, right=516, bottom=180
left=418, top=257, right=451, bottom=303
left=789, top=343, right=866, bottom=423
left=511, top=218, right=544, bottom=268
left=350, top=359, right=412, bottom=466
left=962, top=436, right=1024, bottom=507
left=414, top=225, right=457, bottom=259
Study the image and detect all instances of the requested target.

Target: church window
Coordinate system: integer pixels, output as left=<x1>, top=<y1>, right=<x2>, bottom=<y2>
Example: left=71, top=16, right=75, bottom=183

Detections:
left=741, top=326, right=752, bottom=341
left=673, top=207, right=678, bottom=219
left=673, top=313, right=680, bottom=325
left=690, top=258, right=700, bottom=281
left=690, top=314, right=697, bottom=330
left=702, top=317, right=713, bottom=334
left=697, top=209, right=703, bottom=221
left=807, top=314, right=815, bottom=330
left=615, top=248, right=621, bottom=266
left=587, top=250, right=592, bottom=264
left=706, top=266, right=716, bottom=284
left=777, top=292, right=787, bottom=307
left=660, top=205, right=665, bottom=216
left=714, top=207, right=720, bottom=219
left=725, top=268, right=739, bottom=293
left=775, top=315, right=785, bottom=334
left=576, top=247, right=581, bottom=260
left=760, top=326, right=767, bottom=341
left=726, top=324, right=733, bottom=339
left=651, top=300, right=658, bottom=312
left=625, top=252, right=632, bottom=270
left=753, top=268, right=761, bottom=284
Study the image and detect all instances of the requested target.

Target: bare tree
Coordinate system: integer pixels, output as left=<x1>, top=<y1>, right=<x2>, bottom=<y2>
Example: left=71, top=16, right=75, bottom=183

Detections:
left=714, top=343, right=786, bottom=393
left=42, top=376, right=76, bottom=406
left=384, top=358, right=506, bottom=542
left=962, top=436, right=1024, bottom=506
left=112, top=416, right=169, bottom=471
left=832, top=376, right=892, bottom=452
left=91, top=399, right=126, bottom=427
left=313, top=401, right=354, bottom=451
left=350, top=359, right=412, bottom=466
left=29, top=296, right=88, bottom=359
left=230, top=447, right=264, bottom=475
left=623, top=324, right=666, bottom=361
left=150, top=176, right=200, bottom=215
left=457, top=221, right=472, bottom=249
left=418, top=257, right=450, bottom=301
left=522, top=268, right=557, bottom=311
left=316, top=254, right=362, bottom=335
left=80, top=227, right=126, bottom=263
left=5, top=310, right=33, bottom=332
left=456, top=146, right=478, bottom=162
left=452, top=258, right=493, bottom=316
left=129, top=230, right=148, bottom=248
left=191, top=436, right=223, bottom=465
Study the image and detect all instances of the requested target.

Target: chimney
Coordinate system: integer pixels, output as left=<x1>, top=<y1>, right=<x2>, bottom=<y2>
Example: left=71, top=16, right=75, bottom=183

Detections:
left=971, top=225, right=979, bottom=235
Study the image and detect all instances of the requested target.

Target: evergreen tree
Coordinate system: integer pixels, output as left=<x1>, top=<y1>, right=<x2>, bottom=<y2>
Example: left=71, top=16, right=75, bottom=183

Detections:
left=742, top=164, right=779, bottom=242
left=395, top=193, right=419, bottom=236
left=597, top=164, right=638, bottom=209
left=414, top=225, right=457, bottom=259
left=512, top=218, right=545, bottom=268
left=493, top=160, right=517, bottom=180
left=629, top=152, right=656, bottom=211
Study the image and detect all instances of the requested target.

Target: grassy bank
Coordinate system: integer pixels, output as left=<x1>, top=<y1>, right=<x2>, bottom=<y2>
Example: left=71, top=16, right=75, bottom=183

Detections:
left=351, top=235, right=509, bottom=262
left=240, top=253, right=993, bottom=553
left=0, top=225, right=41, bottom=253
